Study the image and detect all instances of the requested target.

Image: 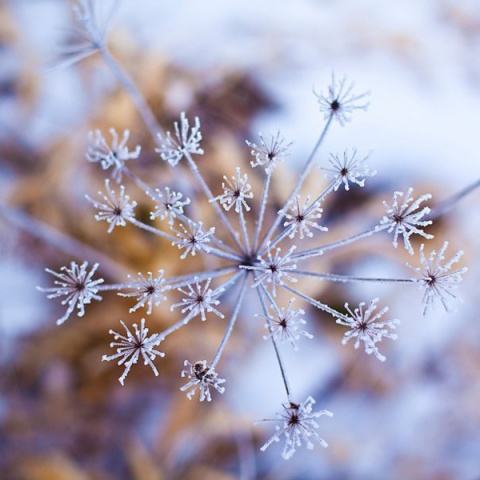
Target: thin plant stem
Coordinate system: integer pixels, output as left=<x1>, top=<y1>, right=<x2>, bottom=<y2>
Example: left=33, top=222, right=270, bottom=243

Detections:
left=127, top=217, right=177, bottom=241
left=428, top=178, right=480, bottom=220
left=239, top=206, right=250, bottom=253
left=100, top=47, right=163, bottom=141
left=211, top=272, right=249, bottom=368
left=156, top=310, right=197, bottom=341
left=282, top=283, right=343, bottom=319
left=252, top=171, right=272, bottom=253
left=165, top=265, right=238, bottom=290
left=291, top=224, right=385, bottom=261
left=0, top=198, right=128, bottom=279
left=291, top=270, right=416, bottom=284
left=257, top=283, right=292, bottom=401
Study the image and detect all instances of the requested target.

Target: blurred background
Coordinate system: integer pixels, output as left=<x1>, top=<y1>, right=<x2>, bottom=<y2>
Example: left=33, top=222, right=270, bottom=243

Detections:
left=1, top=0, right=480, bottom=479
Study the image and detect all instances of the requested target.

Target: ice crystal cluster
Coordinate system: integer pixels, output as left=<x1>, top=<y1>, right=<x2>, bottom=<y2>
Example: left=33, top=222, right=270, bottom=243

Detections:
left=39, top=1, right=468, bottom=460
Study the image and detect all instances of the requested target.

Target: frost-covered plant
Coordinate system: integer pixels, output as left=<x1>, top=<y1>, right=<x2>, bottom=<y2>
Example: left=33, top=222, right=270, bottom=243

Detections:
left=39, top=0, right=468, bottom=460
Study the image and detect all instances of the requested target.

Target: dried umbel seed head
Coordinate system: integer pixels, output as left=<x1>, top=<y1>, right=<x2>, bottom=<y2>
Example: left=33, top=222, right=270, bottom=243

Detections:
left=180, top=360, right=226, bottom=402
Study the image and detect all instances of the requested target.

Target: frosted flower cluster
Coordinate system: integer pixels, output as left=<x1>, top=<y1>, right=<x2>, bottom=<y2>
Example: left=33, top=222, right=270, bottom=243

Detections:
left=257, top=396, right=333, bottom=460
left=39, top=3, right=468, bottom=460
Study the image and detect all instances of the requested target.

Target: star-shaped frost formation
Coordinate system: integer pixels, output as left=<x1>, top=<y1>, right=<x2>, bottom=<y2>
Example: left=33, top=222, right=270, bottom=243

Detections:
left=86, top=179, right=136, bottom=233
left=407, top=242, right=467, bottom=316
left=379, top=188, right=433, bottom=255
left=38, top=261, right=104, bottom=325
left=246, top=131, right=292, bottom=174
left=315, top=73, right=370, bottom=126
left=180, top=360, right=226, bottom=402
left=86, top=128, right=141, bottom=182
left=334, top=298, right=399, bottom=362
left=212, top=167, right=254, bottom=213
left=249, top=245, right=298, bottom=297
left=322, top=149, right=376, bottom=191
left=257, top=396, right=333, bottom=460
left=102, top=318, right=164, bottom=385
left=283, top=195, right=328, bottom=239
left=149, top=187, right=190, bottom=224
left=261, top=298, right=313, bottom=350
left=156, top=112, right=203, bottom=166
left=170, top=277, right=224, bottom=321
left=171, top=221, right=215, bottom=259
left=118, top=270, right=167, bottom=314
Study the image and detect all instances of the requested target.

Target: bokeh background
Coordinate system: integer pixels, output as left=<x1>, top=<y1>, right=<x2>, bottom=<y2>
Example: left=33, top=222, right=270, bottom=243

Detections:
left=1, top=0, right=480, bottom=479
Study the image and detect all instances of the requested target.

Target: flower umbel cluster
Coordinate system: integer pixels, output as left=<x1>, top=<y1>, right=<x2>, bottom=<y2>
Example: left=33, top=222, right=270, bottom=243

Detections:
left=257, top=396, right=333, bottom=460
left=40, top=9, right=467, bottom=459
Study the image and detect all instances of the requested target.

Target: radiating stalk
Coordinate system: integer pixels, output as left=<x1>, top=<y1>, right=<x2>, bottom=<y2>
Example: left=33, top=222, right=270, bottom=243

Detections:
left=257, top=283, right=292, bottom=401
left=100, top=47, right=163, bottom=142
left=211, top=272, right=249, bottom=368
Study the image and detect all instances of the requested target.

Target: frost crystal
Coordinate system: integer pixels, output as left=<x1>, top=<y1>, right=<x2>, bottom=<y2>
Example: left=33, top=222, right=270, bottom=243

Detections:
left=171, top=278, right=224, bottom=321
left=407, top=242, right=467, bottom=315
left=171, top=221, right=215, bottom=259
left=261, top=298, right=313, bottom=350
left=257, top=396, right=333, bottom=459
left=250, top=246, right=298, bottom=297
left=322, top=149, right=376, bottom=191
left=379, top=188, right=433, bottom=255
left=180, top=360, right=226, bottom=402
left=334, top=298, right=399, bottom=362
left=86, top=179, right=136, bottom=233
left=156, top=112, right=204, bottom=166
left=86, top=129, right=141, bottom=182
left=118, top=270, right=167, bottom=314
left=246, top=131, right=292, bottom=174
left=150, top=187, right=190, bottom=224
left=38, top=261, right=104, bottom=325
left=213, top=167, right=254, bottom=213
left=102, top=318, right=164, bottom=385
left=283, top=195, right=327, bottom=239
left=315, top=74, right=370, bottom=126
